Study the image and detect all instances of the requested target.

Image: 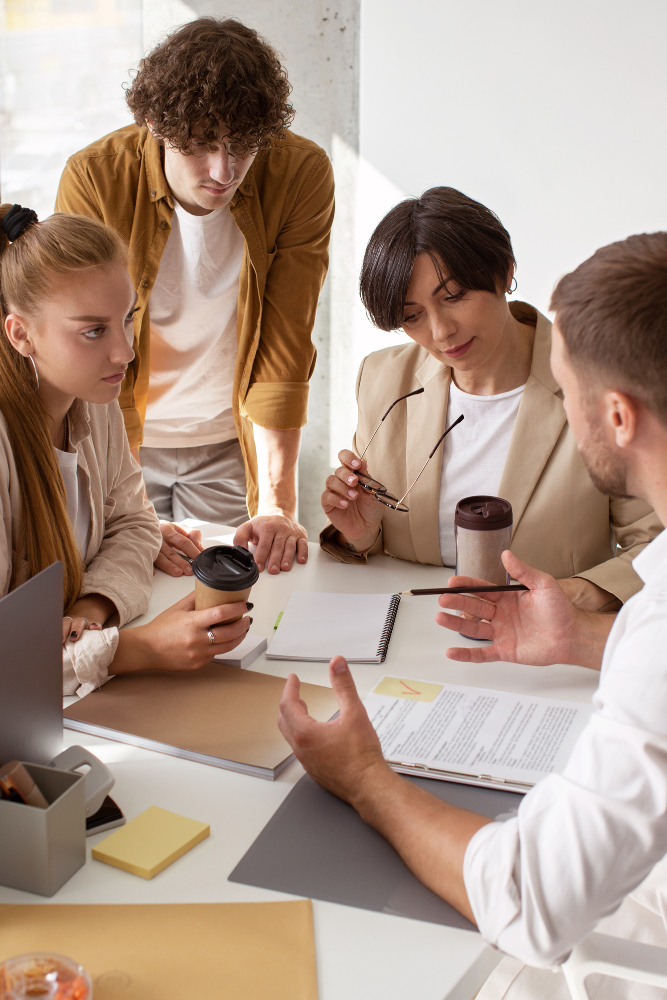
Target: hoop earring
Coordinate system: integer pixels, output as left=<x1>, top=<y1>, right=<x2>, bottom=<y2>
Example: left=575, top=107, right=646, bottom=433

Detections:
left=28, top=354, right=39, bottom=391
left=508, top=277, right=518, bottom=295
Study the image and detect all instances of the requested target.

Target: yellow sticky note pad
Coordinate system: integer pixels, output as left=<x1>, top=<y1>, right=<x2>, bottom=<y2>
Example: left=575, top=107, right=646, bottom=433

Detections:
left=92, top=806, right=210, bottom=879
left=373, top=676, right=443, bottom=703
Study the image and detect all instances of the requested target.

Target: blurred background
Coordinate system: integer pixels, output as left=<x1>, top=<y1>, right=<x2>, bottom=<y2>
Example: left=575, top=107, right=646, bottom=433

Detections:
left=2, top=0, right=666, bottom=533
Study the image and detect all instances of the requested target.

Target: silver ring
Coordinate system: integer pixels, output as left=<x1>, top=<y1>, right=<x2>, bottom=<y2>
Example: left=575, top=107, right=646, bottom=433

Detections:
left=80, top=617, right=90, bottom=630
left=207, top=630, right=215, bottom=645
left=63, top=616, right=73, bottom=624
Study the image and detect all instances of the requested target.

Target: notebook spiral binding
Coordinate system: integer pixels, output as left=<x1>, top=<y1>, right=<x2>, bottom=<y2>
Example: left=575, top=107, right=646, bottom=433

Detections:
left=376, top=594, right=401, bottom=661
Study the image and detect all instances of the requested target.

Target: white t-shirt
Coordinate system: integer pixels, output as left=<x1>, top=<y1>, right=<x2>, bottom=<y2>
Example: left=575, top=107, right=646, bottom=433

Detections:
left=55, top=446, right=91, bottom=556
left=438, top=380, right=524, bottom=567
left=142, top=200, right=244, bottom=448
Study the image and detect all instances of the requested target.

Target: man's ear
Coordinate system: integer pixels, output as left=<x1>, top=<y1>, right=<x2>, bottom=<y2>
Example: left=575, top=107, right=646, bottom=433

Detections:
left=605, top=390, right=639, bottom=449
left=4, top=314, right=34, bottom=357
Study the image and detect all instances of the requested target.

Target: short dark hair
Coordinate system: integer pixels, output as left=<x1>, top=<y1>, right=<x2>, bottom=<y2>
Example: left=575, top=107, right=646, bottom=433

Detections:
left=359, top=187, right=516, bottom=331
left=550, top=232, right=667, bottom=425
left=125, top=17, right=294, bottom=156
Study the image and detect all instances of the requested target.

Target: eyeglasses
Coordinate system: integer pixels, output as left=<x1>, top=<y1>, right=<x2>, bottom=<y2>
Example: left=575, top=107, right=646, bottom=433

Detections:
left=357, top=388, right=464, bottom=513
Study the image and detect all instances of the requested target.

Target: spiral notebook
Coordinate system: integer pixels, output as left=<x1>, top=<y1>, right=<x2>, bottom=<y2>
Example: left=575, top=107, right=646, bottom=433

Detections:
left=266, top=591, right=401, bottom=663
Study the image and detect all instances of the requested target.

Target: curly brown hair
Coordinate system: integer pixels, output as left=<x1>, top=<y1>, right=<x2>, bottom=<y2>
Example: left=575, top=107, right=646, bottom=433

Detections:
left=125, top=17, right=295, bottom=156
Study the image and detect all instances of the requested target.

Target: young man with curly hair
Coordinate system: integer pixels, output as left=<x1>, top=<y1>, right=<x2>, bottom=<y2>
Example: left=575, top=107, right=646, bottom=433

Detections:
left=56, top=17, right=334, bottom=577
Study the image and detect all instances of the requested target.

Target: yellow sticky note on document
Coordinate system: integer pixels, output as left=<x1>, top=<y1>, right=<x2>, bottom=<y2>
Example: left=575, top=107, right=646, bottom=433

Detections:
left=373, top=676, right=443, bottom=702
left=92, top=805, right=210, bottom=879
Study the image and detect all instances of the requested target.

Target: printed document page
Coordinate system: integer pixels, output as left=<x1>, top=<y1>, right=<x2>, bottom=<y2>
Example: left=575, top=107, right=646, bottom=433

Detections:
left=364, top=677, right=593, bottom=789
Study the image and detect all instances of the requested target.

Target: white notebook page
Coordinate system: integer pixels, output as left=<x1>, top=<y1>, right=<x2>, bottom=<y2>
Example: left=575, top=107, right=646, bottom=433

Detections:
left=266, top=592, right=399, bottom=662
left=364, top=677, right=593, bottom=788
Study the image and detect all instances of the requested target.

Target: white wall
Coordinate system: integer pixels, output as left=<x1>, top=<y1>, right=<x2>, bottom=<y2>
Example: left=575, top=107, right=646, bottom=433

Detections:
left=347, top=0, right=667, bottom=443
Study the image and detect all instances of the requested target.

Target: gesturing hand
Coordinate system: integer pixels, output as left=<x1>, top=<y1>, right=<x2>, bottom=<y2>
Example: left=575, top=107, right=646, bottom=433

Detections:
left=321, top=450, right=384, bottom=544
left=155, top=521, right=204, bottom=577
left=436, top=550, right=608, bottom=670
left=278, top=656, right=388, bottom=803
left=234, top=511, right=308, bottom=573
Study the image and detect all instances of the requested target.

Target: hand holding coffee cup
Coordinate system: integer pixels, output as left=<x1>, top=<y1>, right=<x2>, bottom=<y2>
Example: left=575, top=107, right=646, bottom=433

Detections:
left=193, top=545, right=259, bottom=621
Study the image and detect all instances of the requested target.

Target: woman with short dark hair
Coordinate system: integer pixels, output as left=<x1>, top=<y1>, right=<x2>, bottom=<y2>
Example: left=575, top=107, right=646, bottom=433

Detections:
left=320, top=187, right=661, bottom=609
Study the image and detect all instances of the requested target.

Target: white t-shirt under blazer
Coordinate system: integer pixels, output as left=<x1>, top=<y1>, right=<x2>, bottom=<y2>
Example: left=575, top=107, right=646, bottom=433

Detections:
left=438, top=379, right=525, bottom=567
left=143, top=200, right=244, bottom=449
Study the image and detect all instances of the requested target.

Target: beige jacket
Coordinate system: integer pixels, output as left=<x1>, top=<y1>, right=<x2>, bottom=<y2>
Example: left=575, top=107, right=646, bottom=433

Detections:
left=0, top=399, right=162, bottom=695
left=321, top=302, right=662, bottom=603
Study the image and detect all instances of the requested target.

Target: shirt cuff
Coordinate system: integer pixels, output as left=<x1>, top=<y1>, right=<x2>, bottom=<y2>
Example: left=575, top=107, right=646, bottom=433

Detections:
left=62, top=626, right=119, bottom=698
left=573, top=558, right=643, bottom=604
left=319, top=523, right=383, bottom=563
left=463, top=819, right=522, bottom=946
left=243, top=382, right=309, bottom=429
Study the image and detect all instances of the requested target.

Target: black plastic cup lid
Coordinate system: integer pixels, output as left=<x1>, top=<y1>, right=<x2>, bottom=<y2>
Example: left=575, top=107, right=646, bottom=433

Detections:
left=454, top=495, right=513, bottom=531
left=193, top=545, right=259, bottom=590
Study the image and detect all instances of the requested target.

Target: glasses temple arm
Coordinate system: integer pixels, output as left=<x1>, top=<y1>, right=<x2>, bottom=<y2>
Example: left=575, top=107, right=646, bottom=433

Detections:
left=359, top=387, right=425, bottom=461
left=396, top=413, right=464, bottom=506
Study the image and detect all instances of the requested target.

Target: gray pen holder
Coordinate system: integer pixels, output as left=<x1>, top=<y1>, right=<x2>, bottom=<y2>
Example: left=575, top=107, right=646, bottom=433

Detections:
left=0, top=763, right=86, bottom=896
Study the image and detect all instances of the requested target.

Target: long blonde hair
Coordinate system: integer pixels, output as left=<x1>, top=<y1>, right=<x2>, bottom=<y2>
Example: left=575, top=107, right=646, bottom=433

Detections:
left=0, top=207, right=128, bottom=610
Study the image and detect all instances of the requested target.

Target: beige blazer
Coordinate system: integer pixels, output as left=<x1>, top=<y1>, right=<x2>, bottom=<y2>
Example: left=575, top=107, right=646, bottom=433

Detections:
left=321, top=302, right=662, bottom=603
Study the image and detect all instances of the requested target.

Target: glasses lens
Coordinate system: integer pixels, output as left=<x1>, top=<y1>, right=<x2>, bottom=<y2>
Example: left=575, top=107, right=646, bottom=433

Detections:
left=358, top=474, right=387, bottom=494
left=376, top=493, right=409, bottom=513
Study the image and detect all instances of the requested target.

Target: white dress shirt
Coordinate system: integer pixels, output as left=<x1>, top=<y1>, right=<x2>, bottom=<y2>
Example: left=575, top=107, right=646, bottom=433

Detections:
left=464, top=526, right=667, bottom=967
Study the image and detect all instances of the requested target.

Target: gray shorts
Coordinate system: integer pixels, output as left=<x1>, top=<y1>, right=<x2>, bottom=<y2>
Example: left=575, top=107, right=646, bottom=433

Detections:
left=140, top=439, right=249, bottom=527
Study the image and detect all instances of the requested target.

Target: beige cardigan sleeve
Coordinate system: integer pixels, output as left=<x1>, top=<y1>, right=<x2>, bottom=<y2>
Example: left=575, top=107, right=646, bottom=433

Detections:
left=573, top=497, right=663, bottom=603
left=79, top=403, right=162, bottom=625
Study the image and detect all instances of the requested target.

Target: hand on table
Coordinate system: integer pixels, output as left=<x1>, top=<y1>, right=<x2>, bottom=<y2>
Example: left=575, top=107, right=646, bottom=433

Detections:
left=435, top=550, right=610, bottom=670
left=155, top=521, right=204, bottom=578
left=234, top=510, right=308, bottom=573
left=321, top=450, right=384, bottom=547
left=278, top=656, right=389, bottom=804
left=62, top=593, right=116, bottom=644
left=113, top=593, right=252, bottom=674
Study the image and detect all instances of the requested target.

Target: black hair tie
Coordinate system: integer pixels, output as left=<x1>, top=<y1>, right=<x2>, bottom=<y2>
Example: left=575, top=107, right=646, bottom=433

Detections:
left=1, top=204, right=39, bottom=243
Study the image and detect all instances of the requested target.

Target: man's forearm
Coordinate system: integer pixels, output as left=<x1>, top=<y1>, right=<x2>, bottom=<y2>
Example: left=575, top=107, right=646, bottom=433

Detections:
left=253, top=426, right=301, bottom=514
left=351, top=763, right=490, bottom=923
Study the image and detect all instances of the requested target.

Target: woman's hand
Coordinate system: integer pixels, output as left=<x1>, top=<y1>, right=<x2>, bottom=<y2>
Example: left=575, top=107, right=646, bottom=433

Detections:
left=112, top=593, right=252, bottom=674
left=321, top=450, right=385, bottom=546
left=63, top=594, right=116, bottom=644
left=154, top=521, right=204, bottom=578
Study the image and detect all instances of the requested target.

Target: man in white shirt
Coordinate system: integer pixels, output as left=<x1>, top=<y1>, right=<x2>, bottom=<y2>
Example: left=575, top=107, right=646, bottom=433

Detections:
left=277, top=231, right=667, bottom=977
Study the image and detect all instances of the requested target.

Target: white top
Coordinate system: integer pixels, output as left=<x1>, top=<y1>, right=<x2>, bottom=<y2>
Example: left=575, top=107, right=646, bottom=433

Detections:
left=464, top=526, right=667, bottom=967
left=438, top=380, right=524, bottom=567
left=143, top=201, right=244, bottom=448
left=55, top=444, right=91, bottom=556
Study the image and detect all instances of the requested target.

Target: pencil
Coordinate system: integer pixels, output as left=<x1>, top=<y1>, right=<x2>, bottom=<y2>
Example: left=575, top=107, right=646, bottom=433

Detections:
left=400, top=584, right=529, bottom=596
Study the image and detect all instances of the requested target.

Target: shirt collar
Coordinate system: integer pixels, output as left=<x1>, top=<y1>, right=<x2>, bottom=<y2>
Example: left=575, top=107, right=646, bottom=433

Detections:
left=67, top=399, right=92, bottom=447
left=632, top=525, right=667, bottom=584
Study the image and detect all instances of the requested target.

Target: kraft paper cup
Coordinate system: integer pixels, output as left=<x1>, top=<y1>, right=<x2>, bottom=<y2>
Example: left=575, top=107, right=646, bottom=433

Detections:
left=193, top=545, right=259, bottom=622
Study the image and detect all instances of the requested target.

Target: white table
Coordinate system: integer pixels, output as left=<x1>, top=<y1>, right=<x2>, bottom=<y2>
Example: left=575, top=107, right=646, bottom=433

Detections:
left=0, top=524, right=599, bottom=1000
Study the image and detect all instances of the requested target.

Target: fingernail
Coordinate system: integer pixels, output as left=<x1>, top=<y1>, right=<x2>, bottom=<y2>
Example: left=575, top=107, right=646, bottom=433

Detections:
left=339, top=500, right=348, bottom=507
left=270, top=565, right=278, bottom=573
left=282, top=561, right=289, bottom=568
left=70, top=631, right=78, bottom=639
left=347, top=476, right=356, bottom=484
left=246, top=602, right=254, bottom=611
left=332, top=659, right=347, bottom=673
left=347, top=490, right=357, bottom=498
left=351, top=459, right=360, bottom=468
left=248, top=617, right=254, bottom=625
left=171, top=568, right=182, bottom=576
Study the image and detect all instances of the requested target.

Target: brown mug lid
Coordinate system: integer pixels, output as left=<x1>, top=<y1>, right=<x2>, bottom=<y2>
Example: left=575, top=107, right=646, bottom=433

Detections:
left=455, top=495, right=513, bottom=531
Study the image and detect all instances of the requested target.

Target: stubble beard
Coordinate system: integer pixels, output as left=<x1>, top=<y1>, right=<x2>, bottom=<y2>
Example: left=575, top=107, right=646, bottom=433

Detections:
left=578, top=418, right=632, bottom=499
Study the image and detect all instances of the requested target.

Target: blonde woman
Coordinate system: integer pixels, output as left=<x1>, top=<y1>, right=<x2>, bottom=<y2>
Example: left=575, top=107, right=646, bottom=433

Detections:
left=0, top=205, right=252, bottom=696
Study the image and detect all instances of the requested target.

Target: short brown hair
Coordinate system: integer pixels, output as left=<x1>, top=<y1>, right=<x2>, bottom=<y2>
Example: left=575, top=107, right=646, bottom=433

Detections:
left=125, top=17, right=294, bottom=156
left=550, top=232, right=667, bottom=424
left=360, top=187, right=516, bottom=331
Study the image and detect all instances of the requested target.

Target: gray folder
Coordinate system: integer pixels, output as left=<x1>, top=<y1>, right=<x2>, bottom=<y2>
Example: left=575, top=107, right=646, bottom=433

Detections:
left=0, top=562, right=63, bottom=766
left=229, top=772, right=522, bottom=929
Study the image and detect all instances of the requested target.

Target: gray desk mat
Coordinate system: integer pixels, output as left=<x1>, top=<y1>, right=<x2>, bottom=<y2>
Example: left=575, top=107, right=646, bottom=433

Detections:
left=229, top=772, right=522, bottom=929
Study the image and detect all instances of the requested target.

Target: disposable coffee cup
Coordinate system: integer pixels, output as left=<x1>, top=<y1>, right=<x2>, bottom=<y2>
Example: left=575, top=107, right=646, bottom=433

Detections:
left=193, top=545, right=259, bottom=621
